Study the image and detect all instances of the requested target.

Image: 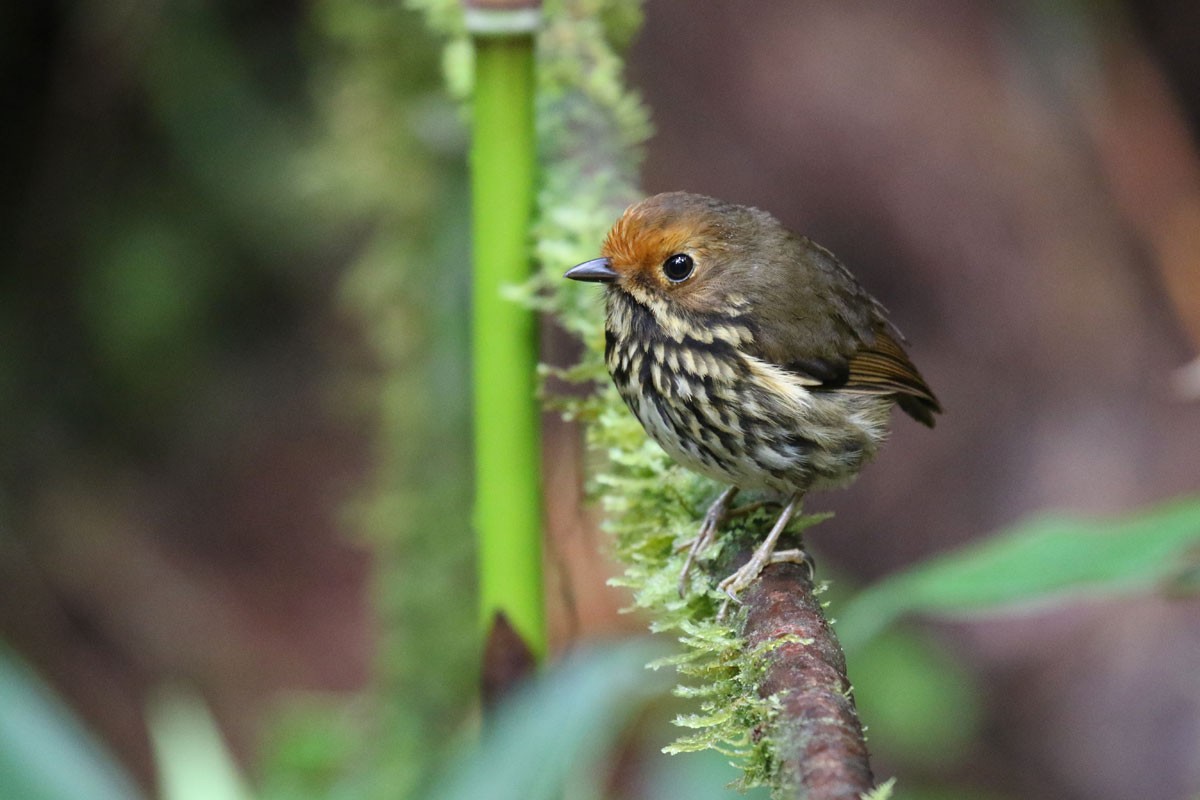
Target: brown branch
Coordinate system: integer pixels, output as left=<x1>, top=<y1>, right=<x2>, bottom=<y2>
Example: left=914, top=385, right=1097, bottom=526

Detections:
left=738, top=560, right=875, bottom=800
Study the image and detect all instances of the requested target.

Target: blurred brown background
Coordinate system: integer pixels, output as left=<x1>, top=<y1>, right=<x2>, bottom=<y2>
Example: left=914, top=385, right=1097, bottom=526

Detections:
left=3, top=2, right=1199, bottom=799
left=564, top=3, right=1200, bottom=798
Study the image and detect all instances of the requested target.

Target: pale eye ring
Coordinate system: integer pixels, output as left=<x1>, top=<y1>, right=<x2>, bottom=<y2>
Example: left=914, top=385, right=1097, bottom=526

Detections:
left=662, top=253, right=694, bottom=282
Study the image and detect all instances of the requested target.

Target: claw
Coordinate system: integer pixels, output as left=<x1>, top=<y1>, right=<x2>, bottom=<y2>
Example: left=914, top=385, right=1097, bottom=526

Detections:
left=716, top=591, right=743, bottom=621
left=769, top=548, right=815, bottom=582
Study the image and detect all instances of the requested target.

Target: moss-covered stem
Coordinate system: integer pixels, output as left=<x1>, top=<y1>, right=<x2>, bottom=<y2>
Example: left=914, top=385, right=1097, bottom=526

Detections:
left=467, top=7, right=545, bottom=660
left=738, top=559, right=874, bottom=799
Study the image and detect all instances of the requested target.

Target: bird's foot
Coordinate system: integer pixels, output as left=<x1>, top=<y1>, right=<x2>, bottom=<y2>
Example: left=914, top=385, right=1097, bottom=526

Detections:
left=768, top=548, right=815, bottom=581
left=714, top=493, right=804, bottom=620
left=677, top=486, right=739, bottom=596
left=716, top=548, right=815, bottom=620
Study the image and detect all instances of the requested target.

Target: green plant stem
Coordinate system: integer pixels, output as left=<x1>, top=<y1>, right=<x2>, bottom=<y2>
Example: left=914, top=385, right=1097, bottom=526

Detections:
left=469, top=29, right=545, bottom=659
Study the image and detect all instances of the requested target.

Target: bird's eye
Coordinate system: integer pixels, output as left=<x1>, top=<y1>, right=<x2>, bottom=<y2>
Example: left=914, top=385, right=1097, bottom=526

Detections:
left=662, top=253, right=695, bottom=282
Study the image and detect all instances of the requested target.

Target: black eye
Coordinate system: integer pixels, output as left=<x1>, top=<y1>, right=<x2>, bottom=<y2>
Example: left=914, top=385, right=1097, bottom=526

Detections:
left=662, top=253, right=695, bottom=282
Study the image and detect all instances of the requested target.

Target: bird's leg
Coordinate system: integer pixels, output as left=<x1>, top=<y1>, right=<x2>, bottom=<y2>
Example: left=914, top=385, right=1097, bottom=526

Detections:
left=677, top=486, right=739, bottom=596
left=718, top=492, right=804, bottom=615
left=674, top=486, right=741, bottom=552
left=675, top=492, right=772, bottom=556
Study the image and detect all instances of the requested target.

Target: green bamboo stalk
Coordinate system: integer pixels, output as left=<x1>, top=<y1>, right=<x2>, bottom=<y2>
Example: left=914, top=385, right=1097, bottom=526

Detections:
left=465, top=1, right=545, bottom=660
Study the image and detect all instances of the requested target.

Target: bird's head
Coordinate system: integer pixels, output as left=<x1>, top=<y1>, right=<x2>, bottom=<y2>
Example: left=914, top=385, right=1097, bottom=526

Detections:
left=564, top=192, right=782, bottom=314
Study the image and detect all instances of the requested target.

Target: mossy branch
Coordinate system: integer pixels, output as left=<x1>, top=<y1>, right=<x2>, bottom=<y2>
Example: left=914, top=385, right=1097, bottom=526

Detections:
left=738, top=559, right=875, bottom=799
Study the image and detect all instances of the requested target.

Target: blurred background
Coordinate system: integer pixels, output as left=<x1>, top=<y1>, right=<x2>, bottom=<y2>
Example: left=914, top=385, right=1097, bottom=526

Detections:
left=2, top=1, right=1199, bottom=799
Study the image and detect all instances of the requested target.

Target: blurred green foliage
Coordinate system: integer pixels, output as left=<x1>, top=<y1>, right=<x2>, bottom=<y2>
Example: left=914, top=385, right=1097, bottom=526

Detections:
left=258, top=2, right=478, bottom=798
left=429, top=640, right=668, bottom=800
left=850, top=628, right=981, bottom=770
left=0, top=644, right=142, bottom=800
left=837, top=494, right=1200, bottom=652
left=148, top=687, right=252, bottom=800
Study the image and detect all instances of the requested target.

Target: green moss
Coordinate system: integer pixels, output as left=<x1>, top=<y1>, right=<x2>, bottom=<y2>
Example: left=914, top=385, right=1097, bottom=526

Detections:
left=862, top=778, right=897, bottom=800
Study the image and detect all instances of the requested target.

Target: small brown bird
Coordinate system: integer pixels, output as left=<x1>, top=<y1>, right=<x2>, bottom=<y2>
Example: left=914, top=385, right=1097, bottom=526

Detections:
left=565, top=192, right=940, bottom=603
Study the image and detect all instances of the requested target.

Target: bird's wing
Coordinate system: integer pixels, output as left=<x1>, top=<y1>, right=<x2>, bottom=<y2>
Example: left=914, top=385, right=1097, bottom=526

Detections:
left=764, top=329, right=941, bottom=427
left=743, top=237, right=941, bottom=427
left=842, top=329, right=941, bottom=427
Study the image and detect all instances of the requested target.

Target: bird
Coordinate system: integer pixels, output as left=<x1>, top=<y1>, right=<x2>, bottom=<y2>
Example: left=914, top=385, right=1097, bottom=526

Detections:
left=564, top=192, right=940, bottom=605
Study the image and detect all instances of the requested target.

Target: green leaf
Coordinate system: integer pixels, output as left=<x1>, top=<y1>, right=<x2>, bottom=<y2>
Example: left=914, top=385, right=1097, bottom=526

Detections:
left=641, top=748, right=769, bottom=799
left=837, top=495, right=1200, bottom=651
left=850, top=629, right=980, bottom=768
left=0, top=642, right=143, bottom=800
left=429, top=640, right=671, bottom=800
left=147, top=685, right=253, bottom=800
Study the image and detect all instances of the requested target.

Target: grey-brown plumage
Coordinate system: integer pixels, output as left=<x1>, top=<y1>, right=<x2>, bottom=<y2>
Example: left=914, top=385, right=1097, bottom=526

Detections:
left=565, top=192, right=940, bottom=604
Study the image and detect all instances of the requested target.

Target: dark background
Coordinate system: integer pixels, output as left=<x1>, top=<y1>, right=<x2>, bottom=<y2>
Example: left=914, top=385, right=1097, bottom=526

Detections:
left=2, top=2, right=1199, bottom=799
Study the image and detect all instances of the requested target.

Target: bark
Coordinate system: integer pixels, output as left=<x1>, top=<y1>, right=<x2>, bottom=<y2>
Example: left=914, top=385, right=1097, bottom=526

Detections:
left=738, top=560, right=874, bottom=800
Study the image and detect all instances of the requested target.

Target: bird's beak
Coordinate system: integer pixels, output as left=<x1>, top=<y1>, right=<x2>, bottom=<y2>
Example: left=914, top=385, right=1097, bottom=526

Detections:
left=564, top=257, right=617, bottom=283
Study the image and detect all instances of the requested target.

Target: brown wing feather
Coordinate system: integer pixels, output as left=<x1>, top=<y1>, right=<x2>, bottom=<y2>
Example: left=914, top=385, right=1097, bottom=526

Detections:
left=731, top=231, right=941, bottom=427
left=844, top=331, right=941, bottom=427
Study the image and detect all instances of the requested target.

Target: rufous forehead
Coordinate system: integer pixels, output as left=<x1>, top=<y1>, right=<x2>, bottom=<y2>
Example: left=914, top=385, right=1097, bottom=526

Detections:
left=601, top=206, right=714, bottom=270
